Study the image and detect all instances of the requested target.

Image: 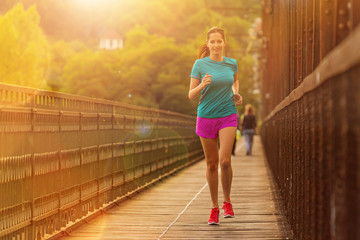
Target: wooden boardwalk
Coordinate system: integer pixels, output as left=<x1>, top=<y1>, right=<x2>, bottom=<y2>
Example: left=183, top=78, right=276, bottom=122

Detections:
left=58, top=136, right=292, bottom=240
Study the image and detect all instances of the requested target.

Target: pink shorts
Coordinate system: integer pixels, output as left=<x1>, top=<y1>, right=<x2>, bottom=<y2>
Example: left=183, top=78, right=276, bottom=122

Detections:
left=196, top=113, right=238, bottom=139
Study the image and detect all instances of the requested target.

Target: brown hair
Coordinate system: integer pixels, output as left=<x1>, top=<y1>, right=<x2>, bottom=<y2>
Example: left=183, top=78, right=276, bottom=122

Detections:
left=245, top=104, right=254, bottom=116
left=198, top=27, right=226, bottom=59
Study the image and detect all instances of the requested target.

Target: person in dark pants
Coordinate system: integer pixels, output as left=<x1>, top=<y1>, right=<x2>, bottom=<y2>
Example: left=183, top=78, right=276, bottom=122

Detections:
left=240, top=104, right=257, bottom=155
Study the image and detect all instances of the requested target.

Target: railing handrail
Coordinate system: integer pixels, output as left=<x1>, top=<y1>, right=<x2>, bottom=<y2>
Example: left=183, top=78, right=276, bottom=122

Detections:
left=263, top=24, right=360, bottom=123
left=0, top=82, right=196, bottom=120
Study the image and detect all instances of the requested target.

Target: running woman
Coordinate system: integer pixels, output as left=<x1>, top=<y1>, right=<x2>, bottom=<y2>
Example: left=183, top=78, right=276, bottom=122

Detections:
left=188, top=27, right=243, bottom=225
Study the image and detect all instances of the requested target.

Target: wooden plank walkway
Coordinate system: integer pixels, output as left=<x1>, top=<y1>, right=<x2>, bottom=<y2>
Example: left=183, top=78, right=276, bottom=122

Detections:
left=58, top=136, right=292, bottom=240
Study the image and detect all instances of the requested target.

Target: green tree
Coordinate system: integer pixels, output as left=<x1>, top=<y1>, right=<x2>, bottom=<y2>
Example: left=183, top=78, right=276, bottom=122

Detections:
left=0, top=0, right=261, bottom=115
left=0, top=3, right=49, bottom=88
left=62, top=50, right=121, bottom=99
left=46, top=40, right=89, bottom=91
left=115, top=27, right=198, bottom=114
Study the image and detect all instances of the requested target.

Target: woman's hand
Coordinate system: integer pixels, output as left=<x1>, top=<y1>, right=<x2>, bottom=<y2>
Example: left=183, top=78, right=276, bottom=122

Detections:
left=233, top=93, right=243, bottom=106
left=188, top=73, right=212, bottom=100
left=200, top=73, right=213, bottom=89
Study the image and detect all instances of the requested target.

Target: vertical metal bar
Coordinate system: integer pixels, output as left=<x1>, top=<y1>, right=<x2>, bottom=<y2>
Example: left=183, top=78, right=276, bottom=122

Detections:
left=320, top=0, right=336, bottom=59
left=295, top=101, right=300, bottom=238
left=313, top=0, right=321, bottom=68
left=30, top=108, right=35, bottom=240
left=111, top=112, right=115, bottom=203
left=261, top=0, right=271, bottom=117
left=301, top=0, right=307, bottom=80
left=300, top=99, right=305, bottom=239
left=308, top=92, right=316, bottom=240
left=332, top=74, right=348, bottom=240
left=96, top=113, right=100, bottom=210
left=346, top=66, right=360, bottom=240
left=290, top=0, right=297, bottom=91
left=351, top=0, right=360, bottom=29
left=297, top=0, right=303, bottom=86
left=275, top=0, right=283, bottom=105
left=306, top=0, right=315, bottom=76
left=322, top=81, right=334, bottom=240
left=335, top=0, right=351, bottom=44
left=290, top=104, right=295, bottom=234
left=57, top=111, right=61, bottom=232
left=79, top=112, right=82, bottom=219
left=315, top=89, right=324, bottom=240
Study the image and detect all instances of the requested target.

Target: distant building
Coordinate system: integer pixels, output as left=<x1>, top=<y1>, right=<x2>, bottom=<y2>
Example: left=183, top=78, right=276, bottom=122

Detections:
left=99, top=29, right=124, bottom=50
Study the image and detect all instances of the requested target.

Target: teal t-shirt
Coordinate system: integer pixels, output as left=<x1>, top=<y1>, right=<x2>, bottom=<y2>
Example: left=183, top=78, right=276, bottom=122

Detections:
left=190, top=56, right=238, bottom=118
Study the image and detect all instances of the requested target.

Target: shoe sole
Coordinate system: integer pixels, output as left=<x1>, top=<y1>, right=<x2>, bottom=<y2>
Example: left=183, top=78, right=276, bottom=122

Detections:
left=224, top=215, right=235, bottom=218
left=208, top=222, right=220, bottom=225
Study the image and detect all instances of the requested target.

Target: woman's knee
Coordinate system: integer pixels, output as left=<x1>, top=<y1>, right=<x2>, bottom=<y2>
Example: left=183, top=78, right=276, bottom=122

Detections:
left=206, top=159, right=218, bottom=172
left=220, top=156, right=231, bottom=170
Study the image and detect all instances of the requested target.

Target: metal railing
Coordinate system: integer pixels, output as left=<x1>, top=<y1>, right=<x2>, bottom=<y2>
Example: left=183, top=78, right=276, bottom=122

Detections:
left=261, top=1, right=359, bottom=239
left=0, top=83, right=203, bottom=240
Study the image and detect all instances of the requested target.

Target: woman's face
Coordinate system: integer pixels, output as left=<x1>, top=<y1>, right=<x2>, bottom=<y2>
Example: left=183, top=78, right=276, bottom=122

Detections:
left=207, top=32, right=225, bottom=56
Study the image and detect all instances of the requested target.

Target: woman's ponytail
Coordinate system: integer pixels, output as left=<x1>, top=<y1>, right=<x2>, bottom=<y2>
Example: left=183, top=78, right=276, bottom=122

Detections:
left=198, top=43, right=210, bottom=59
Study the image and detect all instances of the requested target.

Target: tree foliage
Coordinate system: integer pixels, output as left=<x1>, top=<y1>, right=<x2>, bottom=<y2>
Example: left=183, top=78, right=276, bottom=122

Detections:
left=0, top=0, right=262, bottom=116
left=0, top=3, right=48, bottom=88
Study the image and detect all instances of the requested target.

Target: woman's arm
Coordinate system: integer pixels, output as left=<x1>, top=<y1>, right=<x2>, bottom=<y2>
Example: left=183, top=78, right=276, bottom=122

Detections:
left=232, top=71, right=239, bottom=94
left=232, top=72, right=242, bottom=105
left=188, top=73, right=212, bottom=100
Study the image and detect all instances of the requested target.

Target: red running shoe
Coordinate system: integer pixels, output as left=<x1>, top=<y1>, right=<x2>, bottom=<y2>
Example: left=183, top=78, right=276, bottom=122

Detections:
left=222, top=199, right=235, bottom=218
left=208, top=208, right=220, bottom=225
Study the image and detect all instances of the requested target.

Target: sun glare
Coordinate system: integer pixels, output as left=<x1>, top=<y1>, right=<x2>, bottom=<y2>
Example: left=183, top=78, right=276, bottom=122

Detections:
left=74, top=0, right=111, bottom=7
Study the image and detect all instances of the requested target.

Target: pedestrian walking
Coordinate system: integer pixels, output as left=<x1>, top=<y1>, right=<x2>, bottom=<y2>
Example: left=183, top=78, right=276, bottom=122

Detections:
left=240, top=104, right=258, bottom=155
left=188, top=27, right=243, bottom=225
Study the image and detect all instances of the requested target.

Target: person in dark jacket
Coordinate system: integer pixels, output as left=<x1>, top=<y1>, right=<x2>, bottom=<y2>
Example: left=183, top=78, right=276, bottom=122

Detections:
left=240, top=104, right=257, bottom=155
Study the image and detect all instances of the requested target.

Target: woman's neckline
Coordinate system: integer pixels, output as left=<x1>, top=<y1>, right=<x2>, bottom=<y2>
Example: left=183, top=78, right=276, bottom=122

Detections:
left=208, top=56, right=225, bottom=62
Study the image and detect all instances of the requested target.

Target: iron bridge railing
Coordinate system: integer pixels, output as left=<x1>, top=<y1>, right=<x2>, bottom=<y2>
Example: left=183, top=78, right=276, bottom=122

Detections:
left=0, top=83, right=203, bottom=240
left=261, top=1, right=359, bottom=239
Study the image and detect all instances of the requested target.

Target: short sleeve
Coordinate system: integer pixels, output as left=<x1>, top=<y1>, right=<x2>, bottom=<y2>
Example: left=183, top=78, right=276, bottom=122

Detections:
left=190, top=60, right=201, bottom=80
left=233, top=59, right=238, bottom=73
left=224, top=57, right=238, bottom=74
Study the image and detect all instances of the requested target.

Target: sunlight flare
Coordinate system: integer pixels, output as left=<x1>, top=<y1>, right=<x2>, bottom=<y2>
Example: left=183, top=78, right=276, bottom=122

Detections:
left=74, top=0, right=112, bottom=7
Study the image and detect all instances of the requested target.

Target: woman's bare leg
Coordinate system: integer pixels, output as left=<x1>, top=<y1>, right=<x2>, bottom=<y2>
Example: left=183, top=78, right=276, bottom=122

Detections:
left=200, top=137, right=219, bottom=208
left=219, top=127, right=237, bottom=202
